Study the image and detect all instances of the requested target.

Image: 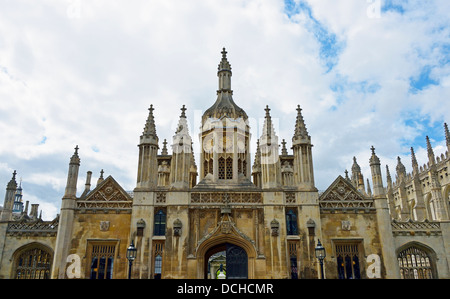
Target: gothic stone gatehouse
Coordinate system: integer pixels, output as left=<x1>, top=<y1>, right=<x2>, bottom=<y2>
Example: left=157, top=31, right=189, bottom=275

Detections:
left=0, top=49, right=449, bottom=279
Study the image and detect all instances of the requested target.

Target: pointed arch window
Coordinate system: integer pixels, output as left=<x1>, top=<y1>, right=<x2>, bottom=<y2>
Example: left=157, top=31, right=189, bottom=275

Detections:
left=285, top=209, right=298, bottom=235
left=398, top=246, right=434, bottom=279
left=226, top=157, right=233, bottom=179
left=14, top=246, right=52, bottom=279
left=154, top=209, right=166, bottom=236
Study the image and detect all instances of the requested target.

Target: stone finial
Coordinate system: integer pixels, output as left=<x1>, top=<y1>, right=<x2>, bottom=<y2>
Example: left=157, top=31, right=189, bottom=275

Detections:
left=161, top=139, right=168, bottom=155
left=281, top=139, right=288, bottom=156
left=180, top=105, right=187, bottom=118
left=218, top=47, right=231, bottom=72
left=97, top=169, right=104, bottom=185
left=70, top=145, right=81, bottom=165
left=369, top=146, right=380, bottom=165
left=7, top=170, right=17, bottom=190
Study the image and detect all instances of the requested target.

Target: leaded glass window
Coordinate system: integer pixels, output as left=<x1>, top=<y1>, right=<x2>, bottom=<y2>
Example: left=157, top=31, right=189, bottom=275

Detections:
left=336, top=243, right=361, bottom=279
left=286, top=209, right=298, bottom=235
left=398, top=246, right=433, bottom=279
left=154, top=209, right=166, bottom=236
left=89, top=244, right=115, bottom=279
left=15, top=247, right=52, bottom=279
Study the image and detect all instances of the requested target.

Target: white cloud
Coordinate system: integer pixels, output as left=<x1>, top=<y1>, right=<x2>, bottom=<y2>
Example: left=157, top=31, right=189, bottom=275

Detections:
left=0, top=0, right=448, bottom=219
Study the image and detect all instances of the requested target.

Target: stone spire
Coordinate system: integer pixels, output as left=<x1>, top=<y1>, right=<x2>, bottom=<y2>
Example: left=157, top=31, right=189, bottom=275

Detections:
left=366, top=178, right=372, bottom=197
left=369, top=146, right=384, bottom=197
left=351, top=157, right=361, bottom=188
left=140, top=105, right=158, bottom=145
left=411, top=147, right=419, bottom=176
left=259, top=105, right=281, bottom=188
left=395, top=156, right=406, bottom=182
left=252, top=139, right=262, bottom=188
left=261, top=105, right=277, bottom=147
left=292, top=105, right=310, bottom=145
left=137, top=105, right=159, bottom=188
left=0, top=171, right=18, bottom=221
left=426, top=136, right=435, bottom=166
left=64, top=146, right=80, bottom=198
left=291, top=105, right=315, bottom=190
left=445, top=123, right=450, bottom=151
left=170, top=105, right=193, bottom=189
left=386, top=165, right=393, bottom=190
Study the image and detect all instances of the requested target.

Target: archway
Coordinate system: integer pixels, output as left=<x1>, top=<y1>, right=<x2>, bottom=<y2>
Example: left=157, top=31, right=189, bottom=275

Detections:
left=196, top=233, right=256, bottom=279
left=204, top=243, right=248, bottom=279
left=11, top=242, right=53, bottom=279
left=396, top=242, right=438, bottom=279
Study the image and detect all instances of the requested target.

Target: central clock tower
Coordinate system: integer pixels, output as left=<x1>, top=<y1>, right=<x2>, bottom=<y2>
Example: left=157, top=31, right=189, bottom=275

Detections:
left=198, top=48, right=252, bottom=186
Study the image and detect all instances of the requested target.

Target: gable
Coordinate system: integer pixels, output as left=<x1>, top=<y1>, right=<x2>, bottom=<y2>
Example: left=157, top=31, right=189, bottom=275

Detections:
left=319, top=176, right=374, bottom=213
left=77, top=176, right=132, bottom=212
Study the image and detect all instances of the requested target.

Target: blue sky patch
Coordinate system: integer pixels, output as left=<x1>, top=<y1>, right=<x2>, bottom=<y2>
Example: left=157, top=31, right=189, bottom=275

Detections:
left=409, top=66, right=439, bottom=93
left=382, top=0, right=406, bottom=14
left=284, top=0, right=343, bottom=72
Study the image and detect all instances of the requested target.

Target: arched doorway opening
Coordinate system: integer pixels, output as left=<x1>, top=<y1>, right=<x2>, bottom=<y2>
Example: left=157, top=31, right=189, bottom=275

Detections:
left=204, top=243, right=248, bottom=279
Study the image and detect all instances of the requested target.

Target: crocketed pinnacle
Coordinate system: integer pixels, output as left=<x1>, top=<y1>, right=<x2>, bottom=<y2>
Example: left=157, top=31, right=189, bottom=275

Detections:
left=426, top=136, right=435, bottom=165
left=351, top=157, right=361, bottom=173
left=411, top=147, right=418, bottom=174
left=142, top=105, right=158, bottom=138
left=293, top=105, right=310, bottom=144
left=140, top=105, right=159, bottom=146
left=252, top=139, right=261, bottom=169
left=261, top=105, right=277, bottom=146
left=396, top=156, right=406, bottom=179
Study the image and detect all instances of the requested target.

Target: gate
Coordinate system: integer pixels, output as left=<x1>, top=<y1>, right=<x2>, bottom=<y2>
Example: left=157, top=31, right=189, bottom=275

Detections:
left=226, top=243, right=248, bottom=279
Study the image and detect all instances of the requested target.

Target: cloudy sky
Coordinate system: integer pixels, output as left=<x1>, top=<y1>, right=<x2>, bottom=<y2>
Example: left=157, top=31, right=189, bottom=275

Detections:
left=0, top=0, right=449, bottom=220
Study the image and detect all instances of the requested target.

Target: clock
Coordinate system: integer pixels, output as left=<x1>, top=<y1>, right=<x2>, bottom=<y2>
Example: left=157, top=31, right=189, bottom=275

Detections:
left=203, top=135, right=214, bottom=153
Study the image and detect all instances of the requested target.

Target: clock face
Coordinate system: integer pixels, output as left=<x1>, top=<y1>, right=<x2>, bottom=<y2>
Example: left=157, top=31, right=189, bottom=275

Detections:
left=203, top=135, right=214, bottom=153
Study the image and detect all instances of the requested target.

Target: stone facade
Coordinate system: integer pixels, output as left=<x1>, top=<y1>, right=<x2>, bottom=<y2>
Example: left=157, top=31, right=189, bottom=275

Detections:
left=0, top=49, right=449, bottom=279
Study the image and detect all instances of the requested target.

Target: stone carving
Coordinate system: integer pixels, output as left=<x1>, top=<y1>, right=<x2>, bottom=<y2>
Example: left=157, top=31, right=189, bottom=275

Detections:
left=100, top=221, right=110, bottom=231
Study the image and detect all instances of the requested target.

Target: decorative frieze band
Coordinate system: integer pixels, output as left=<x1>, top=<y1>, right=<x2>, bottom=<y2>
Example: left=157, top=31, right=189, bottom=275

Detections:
left=7, top=220, right=58, bottom=237
left=190, top=192, right=262, bottom=204
left=391, top=219, right=441, bottom=236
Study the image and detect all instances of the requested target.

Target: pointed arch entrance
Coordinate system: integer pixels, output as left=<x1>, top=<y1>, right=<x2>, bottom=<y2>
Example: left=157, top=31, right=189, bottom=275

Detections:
left=205, top=243, right=248, bottom=279
left=196, top=234, right=256, bottom=279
